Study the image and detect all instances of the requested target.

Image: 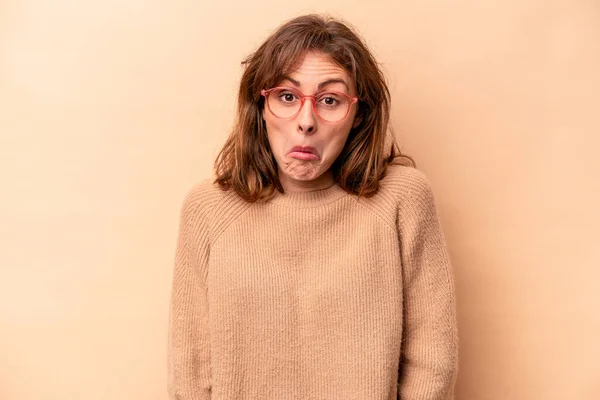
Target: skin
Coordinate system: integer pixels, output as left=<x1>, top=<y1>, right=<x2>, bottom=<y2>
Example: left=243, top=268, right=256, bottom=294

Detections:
left=262, top=51, right=361, bottom=193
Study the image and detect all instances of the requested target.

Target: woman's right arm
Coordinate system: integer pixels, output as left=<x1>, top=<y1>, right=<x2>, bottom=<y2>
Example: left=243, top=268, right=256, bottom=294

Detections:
left=167, top=188, right=212, bottom=400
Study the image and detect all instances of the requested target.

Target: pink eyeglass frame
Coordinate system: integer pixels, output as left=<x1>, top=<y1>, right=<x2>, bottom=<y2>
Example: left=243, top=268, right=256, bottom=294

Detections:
left=260, top=86, right=359, bottom=122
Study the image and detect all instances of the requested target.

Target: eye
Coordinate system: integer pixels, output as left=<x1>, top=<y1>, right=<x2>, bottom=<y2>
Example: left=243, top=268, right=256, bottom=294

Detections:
left=278, top=91, right=298, bottom=103
left=318, top=94, right=341, bottom=106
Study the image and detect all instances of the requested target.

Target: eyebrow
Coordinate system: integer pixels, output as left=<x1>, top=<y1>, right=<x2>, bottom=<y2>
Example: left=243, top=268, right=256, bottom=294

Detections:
left=281, top=75, right=350, bottom=91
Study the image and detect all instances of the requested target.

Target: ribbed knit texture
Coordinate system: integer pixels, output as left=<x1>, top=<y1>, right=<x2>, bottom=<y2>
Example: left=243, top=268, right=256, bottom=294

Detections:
left=167, top=164, right=459, bottom=400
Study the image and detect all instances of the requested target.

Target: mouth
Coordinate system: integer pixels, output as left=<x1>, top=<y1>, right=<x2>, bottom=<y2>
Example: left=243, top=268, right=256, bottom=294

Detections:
left=288, top=146, right=320, bottom=161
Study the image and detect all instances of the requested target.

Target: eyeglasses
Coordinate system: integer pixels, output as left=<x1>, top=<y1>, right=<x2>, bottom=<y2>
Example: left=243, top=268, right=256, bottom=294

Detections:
left=261, top=86, right=359, bottom=123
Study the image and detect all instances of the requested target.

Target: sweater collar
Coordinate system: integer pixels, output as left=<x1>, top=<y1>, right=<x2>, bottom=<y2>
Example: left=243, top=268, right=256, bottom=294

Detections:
left=267, top=183, right=349, bottom=208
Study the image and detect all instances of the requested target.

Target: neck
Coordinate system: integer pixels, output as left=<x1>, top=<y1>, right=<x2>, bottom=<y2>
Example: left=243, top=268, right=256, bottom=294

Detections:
left=279, top=170, right=335, bottom=193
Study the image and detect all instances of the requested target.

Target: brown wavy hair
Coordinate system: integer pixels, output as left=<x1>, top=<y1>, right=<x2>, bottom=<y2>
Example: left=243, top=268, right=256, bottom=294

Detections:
left=214, top=13, right=415, bottom=202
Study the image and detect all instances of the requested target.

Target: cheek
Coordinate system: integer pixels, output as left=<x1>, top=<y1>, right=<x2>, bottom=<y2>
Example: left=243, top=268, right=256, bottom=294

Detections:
left=325, top=129, right=352, bottom=154
left=264, top=117, right=288, bottom=154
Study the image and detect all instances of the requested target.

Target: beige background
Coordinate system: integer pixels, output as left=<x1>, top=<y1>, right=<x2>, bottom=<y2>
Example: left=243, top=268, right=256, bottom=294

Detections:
left=1, top=0, right=599, bottom=399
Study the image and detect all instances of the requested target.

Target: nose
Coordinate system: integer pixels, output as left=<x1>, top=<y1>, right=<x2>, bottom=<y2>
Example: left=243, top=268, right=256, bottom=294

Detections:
left=297, top=97, right=317, bottom=134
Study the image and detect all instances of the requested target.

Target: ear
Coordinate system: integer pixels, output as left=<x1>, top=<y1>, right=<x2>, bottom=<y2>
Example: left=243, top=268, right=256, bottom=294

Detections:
left=352, top=114, right=362, bottom=129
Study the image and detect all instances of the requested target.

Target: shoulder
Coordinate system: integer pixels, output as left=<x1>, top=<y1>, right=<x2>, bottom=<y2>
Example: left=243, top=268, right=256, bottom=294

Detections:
left=380, top=164, right=435, bottom=201
left=179, top=177, right=253, bottom=239
left=378, top=163, right=439, bottom=218
left=180, top=178, right=230, bottom=215
left=352, top=164, right=436, bottom=229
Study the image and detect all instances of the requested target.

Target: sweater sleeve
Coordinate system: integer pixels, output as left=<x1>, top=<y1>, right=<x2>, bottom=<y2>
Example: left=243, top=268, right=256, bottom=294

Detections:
left=396, top=171, right=459, bottom=400
left=167, top=188, right=212, bottom=400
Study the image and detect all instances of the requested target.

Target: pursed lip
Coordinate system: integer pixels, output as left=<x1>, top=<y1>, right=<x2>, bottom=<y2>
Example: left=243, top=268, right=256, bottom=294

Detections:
left=289, top=145, right=318, bottom=155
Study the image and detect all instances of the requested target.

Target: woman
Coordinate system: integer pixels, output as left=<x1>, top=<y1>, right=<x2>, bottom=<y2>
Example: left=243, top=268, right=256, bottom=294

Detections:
left=168, top=14, right=458, bottom=400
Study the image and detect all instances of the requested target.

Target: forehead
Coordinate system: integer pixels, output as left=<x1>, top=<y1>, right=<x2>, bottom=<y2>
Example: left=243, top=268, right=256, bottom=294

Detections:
left=290, top=52, right=347, bottom=75
left=281, top=52, right=353, bottom=92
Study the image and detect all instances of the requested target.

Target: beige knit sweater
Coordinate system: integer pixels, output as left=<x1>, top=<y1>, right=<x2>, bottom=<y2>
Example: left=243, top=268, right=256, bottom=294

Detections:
left=167, top=164, right=459, bottom=400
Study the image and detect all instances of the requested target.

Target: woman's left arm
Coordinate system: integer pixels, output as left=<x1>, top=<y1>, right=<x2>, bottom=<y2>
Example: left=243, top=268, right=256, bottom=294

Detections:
left=396, top=170, right=459, bottom=400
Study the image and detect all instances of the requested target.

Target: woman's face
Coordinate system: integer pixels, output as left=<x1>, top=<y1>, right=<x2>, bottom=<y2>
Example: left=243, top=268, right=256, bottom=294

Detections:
left=262, top=51, right=360, bottom=191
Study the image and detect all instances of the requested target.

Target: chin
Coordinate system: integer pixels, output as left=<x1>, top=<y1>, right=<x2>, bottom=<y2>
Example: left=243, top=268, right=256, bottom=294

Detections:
left=288, top=172, right=320, bottom=181
left=281, top=160, right=323, bottom=179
